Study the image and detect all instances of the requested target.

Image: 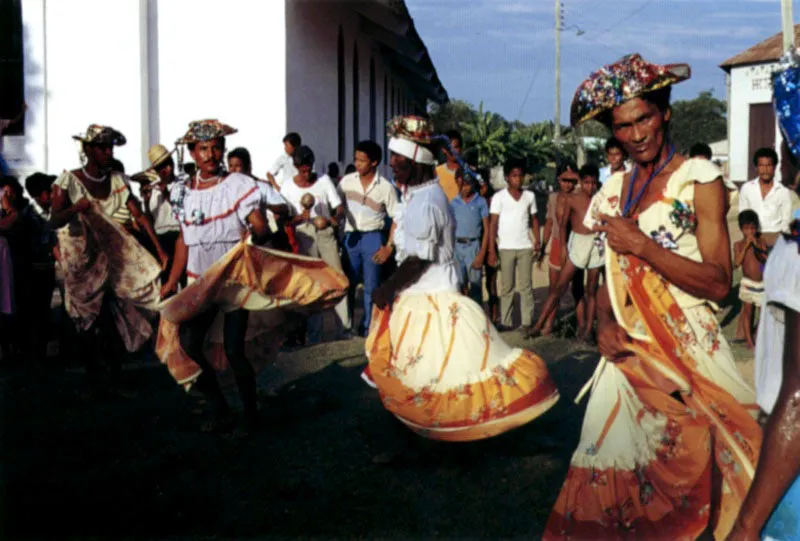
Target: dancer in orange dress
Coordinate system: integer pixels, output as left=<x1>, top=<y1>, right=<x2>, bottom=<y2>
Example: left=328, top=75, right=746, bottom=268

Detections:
left=156, top=120, right=347, bottom=432
left=365, top=116, right=559, bottom=443
left=544, top=55, right=761, bottom=540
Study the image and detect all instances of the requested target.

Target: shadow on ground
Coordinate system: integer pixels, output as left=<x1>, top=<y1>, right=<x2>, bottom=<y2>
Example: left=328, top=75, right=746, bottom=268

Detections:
left=0, top=343, right=599, bottom=540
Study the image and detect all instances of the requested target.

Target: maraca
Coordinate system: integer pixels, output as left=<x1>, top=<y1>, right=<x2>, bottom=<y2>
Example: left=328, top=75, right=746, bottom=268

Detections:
left=312, top=215, right=330, bottom=230
left=300, top=193, right=315, bottom=211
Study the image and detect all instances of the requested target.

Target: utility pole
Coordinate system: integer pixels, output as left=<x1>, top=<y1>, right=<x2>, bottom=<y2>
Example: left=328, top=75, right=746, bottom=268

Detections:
left=554, top=0, right=561, bottom=145
left=782, top=0, right=795, bottom=53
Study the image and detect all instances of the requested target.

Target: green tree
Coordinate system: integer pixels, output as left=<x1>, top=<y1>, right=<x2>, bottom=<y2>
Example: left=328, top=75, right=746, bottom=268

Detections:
left=460, top=102, right=507, bottom=169
left=506, top=122, right=556, bottom=171
left=669, top=90, right=727, bottom=153
left=428, top=99, right=478, bottom=133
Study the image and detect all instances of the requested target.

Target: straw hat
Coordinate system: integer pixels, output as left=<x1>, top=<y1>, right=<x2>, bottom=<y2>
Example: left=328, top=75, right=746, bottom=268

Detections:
left=72, top=124, right=126, bottom=146
left=148, top=144, right=172, bottom=168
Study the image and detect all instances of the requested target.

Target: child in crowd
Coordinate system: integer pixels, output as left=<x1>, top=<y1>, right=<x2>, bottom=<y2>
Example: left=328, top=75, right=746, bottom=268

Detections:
left=450, top=168, right=489, bottom=305
left=729, top=210, right=800, bottom=540
left=488, top=160, right=540, bottom=333
left=734, top=210, right=768, bottom=349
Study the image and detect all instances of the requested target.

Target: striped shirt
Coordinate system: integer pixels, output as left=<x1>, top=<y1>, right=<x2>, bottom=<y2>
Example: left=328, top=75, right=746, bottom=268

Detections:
left=339, top=172, right=398, bottom=233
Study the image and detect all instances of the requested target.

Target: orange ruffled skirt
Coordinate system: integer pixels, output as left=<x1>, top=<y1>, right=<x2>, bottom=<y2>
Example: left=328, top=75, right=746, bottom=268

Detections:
left=156, top=242, right=348, bottom=389
left=544, top=253, right=761, bottom=540
left=366, top=291, right=559, bottom=441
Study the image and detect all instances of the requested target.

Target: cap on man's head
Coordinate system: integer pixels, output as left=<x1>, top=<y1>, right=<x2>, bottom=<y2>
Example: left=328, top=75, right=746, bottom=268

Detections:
left=72, top=124, right=126, bottom=146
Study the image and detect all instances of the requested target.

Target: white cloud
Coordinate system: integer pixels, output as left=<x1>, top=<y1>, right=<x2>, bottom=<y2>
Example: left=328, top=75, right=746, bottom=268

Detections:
left=492, top=1, right=552, bottom=15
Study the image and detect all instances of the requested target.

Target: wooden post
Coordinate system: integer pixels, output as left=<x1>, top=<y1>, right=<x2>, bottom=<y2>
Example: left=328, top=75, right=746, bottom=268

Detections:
left=782, top=0, right=795, bottom=53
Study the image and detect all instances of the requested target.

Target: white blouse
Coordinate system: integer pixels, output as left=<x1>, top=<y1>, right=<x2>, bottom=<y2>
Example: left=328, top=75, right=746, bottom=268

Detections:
left=169, top=172, right=261, bottom=277
left=281, top=174, right=342, bottom=219
left=396, top=179, right=459, bottom=295
left=585, top=158, right=725, bottom=309
left=55, top=171, right=133, bottom=226
left=755, top=235, right=800, bottom=414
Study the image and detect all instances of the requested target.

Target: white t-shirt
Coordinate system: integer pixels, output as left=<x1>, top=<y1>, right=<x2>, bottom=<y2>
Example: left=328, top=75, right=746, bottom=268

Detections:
left=755, top=235, right=800, bottom=414
left=489, top=188, right=537, bottom=250
left=339, top=172, right=398, bottom=233
left=739, top=179, right=793, bottom=234
left=148, top=185, right=180, bottom=235
left=281, top=174, right=342, bottom=219
left=599, top=162, right=631, bottom=185
left=270, top=153, right=298, bottom=189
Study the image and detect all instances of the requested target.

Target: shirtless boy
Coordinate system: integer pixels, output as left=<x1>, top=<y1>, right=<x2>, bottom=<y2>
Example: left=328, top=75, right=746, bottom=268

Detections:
left=527, top=164, right=603, bottom=341
left=734, top=210, right=768, bottom=349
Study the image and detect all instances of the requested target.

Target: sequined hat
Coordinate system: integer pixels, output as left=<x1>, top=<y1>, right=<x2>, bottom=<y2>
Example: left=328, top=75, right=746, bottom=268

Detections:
left=570, top=54, right=690, bottom=127
left=72, top=124, right=127, bottom=146
left=386, top=115, right=436, bottom=165
left=176, top=119, right=237, bottom=145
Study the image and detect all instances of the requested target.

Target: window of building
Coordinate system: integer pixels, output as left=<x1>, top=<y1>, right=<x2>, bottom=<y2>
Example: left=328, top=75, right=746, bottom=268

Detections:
left=369, top=58, right=376, bottom=142
left=337, top=26, right=345, bottom=162
left=352, top=42, right=359, bottom=150
left=0, top=0, right=25, bottom=135
left=383, top=74, right=388, bottom=163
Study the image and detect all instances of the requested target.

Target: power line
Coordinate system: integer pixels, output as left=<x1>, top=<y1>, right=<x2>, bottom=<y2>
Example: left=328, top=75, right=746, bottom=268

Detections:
left=596, top=0, right=657, bottom=37
left=515, top=69, right=541, bottom=120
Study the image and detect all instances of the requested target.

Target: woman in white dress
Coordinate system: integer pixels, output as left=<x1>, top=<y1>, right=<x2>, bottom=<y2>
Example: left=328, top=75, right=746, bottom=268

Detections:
left=365, top=116, right=559, bottom=444
left=50, top=125, right=166, bottom=395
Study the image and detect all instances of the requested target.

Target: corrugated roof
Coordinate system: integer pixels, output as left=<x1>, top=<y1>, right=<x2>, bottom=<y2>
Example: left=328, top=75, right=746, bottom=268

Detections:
left=720, top=25, right=800, bottom=71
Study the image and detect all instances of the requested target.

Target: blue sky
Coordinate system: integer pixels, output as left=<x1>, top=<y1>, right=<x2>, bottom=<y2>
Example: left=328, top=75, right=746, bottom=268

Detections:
left=406, top=0, right=797, bottom=124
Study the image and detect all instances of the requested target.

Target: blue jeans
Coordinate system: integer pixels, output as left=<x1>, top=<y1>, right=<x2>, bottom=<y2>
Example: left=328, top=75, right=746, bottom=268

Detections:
left=344, top=230, right=384, bottom=332
left=455, top=239, right=483, bottom=305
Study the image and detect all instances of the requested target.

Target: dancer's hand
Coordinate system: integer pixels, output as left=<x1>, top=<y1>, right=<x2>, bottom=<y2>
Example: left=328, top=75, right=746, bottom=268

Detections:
left=157, top=249, right=170, bottom=271
left=487, top=251, right=498, bottom=268
left=725, top=522, right=759, bottom=541
left=597, top=320, right=631, bottom=362
left=372, top=244, right=393, bottom=264
left=160, top=280, right=177, bottom=299
left=372, top=284, right=394, bottom=310
left=74, top=198, right=92, bottom=214
left=471, top=253, right=484, bottom=270
left=595, top=213, right=650, bottom=257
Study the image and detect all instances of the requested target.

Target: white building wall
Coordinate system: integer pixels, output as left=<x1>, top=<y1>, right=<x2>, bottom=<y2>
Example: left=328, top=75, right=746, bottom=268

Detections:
left=12, top=0, right=428, bottom=181
left=15, top=0, right=147, bottom=175
left=729, top=62, right=784, bottom=183
left=285, top=0, right=421, bottom=177
left=5, top=0, right=46, bottom=173
left=155, top=0, right=286, bottom=177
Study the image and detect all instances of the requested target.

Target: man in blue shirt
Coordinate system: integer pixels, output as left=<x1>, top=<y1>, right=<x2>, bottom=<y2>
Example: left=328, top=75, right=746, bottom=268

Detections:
left=449, top=168, right=490, bottom=304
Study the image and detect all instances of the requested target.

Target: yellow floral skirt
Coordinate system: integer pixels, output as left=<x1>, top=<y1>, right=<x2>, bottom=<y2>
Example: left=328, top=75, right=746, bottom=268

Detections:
left=156, top=242, right=348, bottom=390
left=366, top=291, right=559, bottom=442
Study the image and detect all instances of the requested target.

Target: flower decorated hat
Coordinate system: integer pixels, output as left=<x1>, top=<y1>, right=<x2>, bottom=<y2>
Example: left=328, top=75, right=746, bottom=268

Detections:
left=570, top=53, right=690, bottom=126
left=72, top=124, right=127, bottom=146
left=386, top=115, right=437, bottom=165
left=176, top=119, right=237, bottom=145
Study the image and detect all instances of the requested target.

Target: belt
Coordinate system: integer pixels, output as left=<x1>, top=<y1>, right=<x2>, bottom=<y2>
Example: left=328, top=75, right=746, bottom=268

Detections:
left=456, top=237, right=479, bottom=244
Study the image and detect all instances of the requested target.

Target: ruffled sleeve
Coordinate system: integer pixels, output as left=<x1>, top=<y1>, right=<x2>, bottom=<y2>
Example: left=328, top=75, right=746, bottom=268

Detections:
left=231, top=174, right=263, bottom=225
left=687, top=158, right=723, bottom=185
left=54, top=171, right=82, bottom=204
left=404, top=202, right=442, bottom=261
left=584, top=171, right=624, bottom=230
left=766, top=237, right=800, bottom=313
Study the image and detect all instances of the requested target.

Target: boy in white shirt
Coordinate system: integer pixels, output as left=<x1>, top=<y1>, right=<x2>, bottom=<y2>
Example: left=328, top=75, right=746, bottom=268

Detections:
left=488, top=160, right=540, bottom=333
left=282, top=145, right=350, bottom=343
left=266, top=132, right=301, bottom=191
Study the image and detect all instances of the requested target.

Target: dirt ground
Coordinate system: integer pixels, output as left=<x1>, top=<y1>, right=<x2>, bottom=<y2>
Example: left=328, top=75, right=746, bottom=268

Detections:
left=0, top=294, right=754, bottom=541
left=0, top=201, right=755, bottom=540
